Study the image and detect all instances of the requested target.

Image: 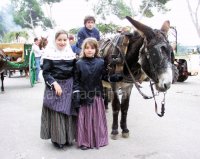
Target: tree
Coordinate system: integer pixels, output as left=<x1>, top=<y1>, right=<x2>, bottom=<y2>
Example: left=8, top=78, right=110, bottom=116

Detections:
left=0, top=3, right=22, bottom=41
left=0, top=9, right=5, bottom=39
left=84, top=0, right=171, bottom=35
left=68, top=28, right=80, bottom=35
left=0, top=17, right=6, bottom=41
left=91, top=0, right=132, bottom=21
left=68, top=23, right=120, bottom=38
left=2, top=31, right=29, bottom=43
left=11, top=0, right=53, bottom=37
left=138, top=0, right=171, bottom=19
left=186, top=0, right=200, bottom=39
left=87, top=0, right=171, bottom=21
left=96, top=23, right=120, bottom=34
left=40, top=0, right=63, bottom=28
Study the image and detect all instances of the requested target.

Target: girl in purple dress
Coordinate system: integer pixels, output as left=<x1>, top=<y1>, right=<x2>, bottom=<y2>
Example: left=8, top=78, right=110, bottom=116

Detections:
left=73, top=37, right=108, bottom=150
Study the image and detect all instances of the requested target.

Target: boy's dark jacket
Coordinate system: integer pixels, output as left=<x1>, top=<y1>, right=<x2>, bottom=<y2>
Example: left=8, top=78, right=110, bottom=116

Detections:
left=75, top=27, right=100, bottom=54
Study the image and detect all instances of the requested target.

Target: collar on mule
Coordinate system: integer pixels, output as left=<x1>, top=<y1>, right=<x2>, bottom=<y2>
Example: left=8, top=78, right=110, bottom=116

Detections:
left=107, top=35, right=129, bottom=75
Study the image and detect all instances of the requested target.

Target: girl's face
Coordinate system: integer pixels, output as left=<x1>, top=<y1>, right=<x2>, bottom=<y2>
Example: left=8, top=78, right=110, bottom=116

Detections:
left=55, top=33, right=68, bottom=50
left=84, top=43, right=96, bottom=58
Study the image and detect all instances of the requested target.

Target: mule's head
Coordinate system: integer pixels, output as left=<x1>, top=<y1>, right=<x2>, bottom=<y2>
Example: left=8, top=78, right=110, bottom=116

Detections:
left=126, top=16, right=173, bottom=92
left=39, top=37, right=48, bottom=50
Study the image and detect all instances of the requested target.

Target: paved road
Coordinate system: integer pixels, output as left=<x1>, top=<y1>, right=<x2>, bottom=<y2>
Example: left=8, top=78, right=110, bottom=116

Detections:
left=0, top=72, right=200, bottom=159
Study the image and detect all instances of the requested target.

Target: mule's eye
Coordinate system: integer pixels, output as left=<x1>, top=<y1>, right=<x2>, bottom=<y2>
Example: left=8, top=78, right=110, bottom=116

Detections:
left=161, top=46, right=167, bottom=53
left=161, top=46, right=171, bottom=60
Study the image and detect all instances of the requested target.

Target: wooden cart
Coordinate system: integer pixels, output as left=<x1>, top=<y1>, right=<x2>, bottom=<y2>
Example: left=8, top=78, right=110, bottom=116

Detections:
left=0, top=43, right=36, bottom=87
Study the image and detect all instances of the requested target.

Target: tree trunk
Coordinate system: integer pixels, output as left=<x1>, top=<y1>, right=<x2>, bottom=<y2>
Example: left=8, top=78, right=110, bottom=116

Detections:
left=186, top=0, right=200, bottom=39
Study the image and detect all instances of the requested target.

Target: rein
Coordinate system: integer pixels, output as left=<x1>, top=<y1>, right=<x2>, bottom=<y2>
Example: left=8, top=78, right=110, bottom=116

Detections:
left=149, top=80, right=166, bottom=117
left=115, top=44, right=152, bottom=99
left=111, top=35, right=166, bottom=117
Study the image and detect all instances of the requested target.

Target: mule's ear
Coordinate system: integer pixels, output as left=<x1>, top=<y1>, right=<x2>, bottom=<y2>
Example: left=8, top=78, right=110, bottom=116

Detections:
left=161, top=20, right=170, bottom=35
left=126, top=16, right=154, bottom=39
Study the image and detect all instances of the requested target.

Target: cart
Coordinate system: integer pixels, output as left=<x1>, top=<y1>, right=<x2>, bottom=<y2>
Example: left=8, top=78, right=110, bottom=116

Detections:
left=169, top=27, right=200, bottom=82
left=0, top=43, right=36, bottom=87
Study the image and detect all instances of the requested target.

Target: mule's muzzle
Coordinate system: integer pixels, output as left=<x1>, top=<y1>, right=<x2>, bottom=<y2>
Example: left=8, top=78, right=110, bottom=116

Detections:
left=156, top=80, right=171, bottom=92
left=164, top=82, right=171, bottom=90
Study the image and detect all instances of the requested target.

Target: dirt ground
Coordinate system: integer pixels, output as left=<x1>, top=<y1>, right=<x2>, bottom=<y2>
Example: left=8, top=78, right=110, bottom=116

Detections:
left=0, top=72, right=200, bottom=159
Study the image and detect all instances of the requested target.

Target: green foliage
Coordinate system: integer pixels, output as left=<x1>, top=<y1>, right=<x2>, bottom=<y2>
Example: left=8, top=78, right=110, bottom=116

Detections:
left=114, top=0, right=132, bottom=19
left=140, top=0, right=171, bottom=17
left=40, top=0, right=63, bottom=4
left=68, top=28, right=80, bottom=35
left=0, top=4, right=21, bottom=41
left=0, top=22, right=6, bottom=40
left=11, top=0, right=53, bottom=29
left=42, top=19, right=54, bottom=30
left=93, top=0, right=132, bottom=20
left=96, top=23, right=120, bottom=34
left=39, top=0, right=64, bottom=28
left=89, top=0, right=171, bottom=20
left=68, top=23, right=119, bottom=37
left=0, top=7, right=9, bottom=39
left=2, top=31, right=29, bottom=43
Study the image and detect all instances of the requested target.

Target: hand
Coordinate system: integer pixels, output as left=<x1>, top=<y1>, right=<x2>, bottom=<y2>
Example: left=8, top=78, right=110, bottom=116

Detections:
left=53, top=82, right=62, bottom=96
left=109, top=74, right=123, bottom=82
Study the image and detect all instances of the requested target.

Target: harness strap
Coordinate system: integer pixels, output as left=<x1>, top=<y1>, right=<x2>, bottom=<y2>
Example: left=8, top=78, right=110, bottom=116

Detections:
left=116, top=45, right=152, bottom=99
left=107, top=35, right=128, bottom=76
left=105, top=35, right=167, bottom=117
left=150, top=80, right=165, bottom=117
left=99, top=39, right=111, bottom=54
left=117, top=45, right=166, bottom=117
left=111, top=36, right=123, bottom=64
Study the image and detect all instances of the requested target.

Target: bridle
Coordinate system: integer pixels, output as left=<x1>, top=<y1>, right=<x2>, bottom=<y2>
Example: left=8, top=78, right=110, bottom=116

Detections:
left=140, top=30, right=171, bottom=83
left=107, top=34, right=168, bottom=117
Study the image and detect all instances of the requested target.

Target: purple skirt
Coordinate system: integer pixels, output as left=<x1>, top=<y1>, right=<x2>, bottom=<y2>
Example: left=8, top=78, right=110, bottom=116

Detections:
left=76, top=96, right=108, bottom=149
left=43, top=78, right=75, bottom=115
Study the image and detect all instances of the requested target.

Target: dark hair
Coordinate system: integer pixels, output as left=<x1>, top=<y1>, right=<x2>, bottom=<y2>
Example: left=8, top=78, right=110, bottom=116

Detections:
left=84, top=15, right=96, bottom=25
left=55, top=30, right=68, bottom=40
left=80, top=37, right=100, bottom=58
left=34, top=37, right=38, bottom=42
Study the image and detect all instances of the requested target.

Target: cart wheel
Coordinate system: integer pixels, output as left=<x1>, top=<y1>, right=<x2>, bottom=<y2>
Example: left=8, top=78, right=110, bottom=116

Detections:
left=177, top=75, right=188, bottom=82
left=29, top=51, right=36, bottom=87
left=177, top=60, right=188, bottom=82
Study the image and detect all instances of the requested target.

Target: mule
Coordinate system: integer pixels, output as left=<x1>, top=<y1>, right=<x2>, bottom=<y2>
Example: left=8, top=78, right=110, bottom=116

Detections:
left=0, top=49, right=7, bottom=92
left=39, top=37, right=48, bottom=50
left=100, top=16, right=173, bottom=139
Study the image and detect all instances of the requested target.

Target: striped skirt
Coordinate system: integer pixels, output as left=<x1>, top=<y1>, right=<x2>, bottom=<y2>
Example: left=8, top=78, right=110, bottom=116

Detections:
left=43, top=78, right=75, bottom=115
left=76, top=96, right=108, bottom=149
left=40, top=106, right=76, bottom=145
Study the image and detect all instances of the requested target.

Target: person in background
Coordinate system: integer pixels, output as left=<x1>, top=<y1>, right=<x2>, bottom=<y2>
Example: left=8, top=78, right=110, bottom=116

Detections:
left=32, top=37, right=42, bottom=83
left=68, top=34, right=76, bottom=53
left=40, top=30, right=76, bottom=149
left=74, top=15, right=100, bottom=55
left=72, top=37, right=108, bottom=150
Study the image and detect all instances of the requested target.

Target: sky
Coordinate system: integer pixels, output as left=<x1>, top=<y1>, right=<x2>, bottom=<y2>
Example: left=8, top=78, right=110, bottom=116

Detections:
left=0, top=0, right=200, bottom=46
